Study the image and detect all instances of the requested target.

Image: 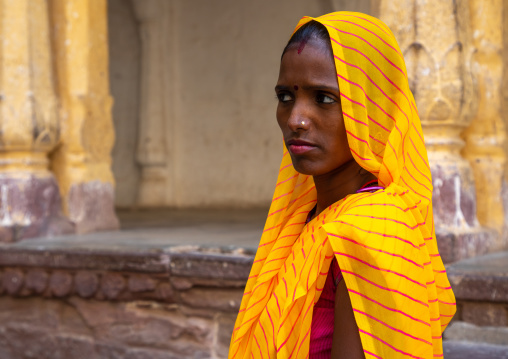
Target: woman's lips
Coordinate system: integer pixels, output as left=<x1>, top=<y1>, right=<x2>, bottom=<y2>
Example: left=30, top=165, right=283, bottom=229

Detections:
left=287, top=140, right=316, bottom=154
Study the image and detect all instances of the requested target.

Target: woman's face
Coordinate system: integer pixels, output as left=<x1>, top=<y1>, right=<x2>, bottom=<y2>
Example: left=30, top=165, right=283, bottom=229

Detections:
left=275, top=38, right=353, bottom=177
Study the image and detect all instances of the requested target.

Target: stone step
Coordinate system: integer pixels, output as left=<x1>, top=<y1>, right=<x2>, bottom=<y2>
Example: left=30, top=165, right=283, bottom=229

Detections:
left=444, top=250, right=508, bottom=347
left=443, top=341, right=508, bottom=359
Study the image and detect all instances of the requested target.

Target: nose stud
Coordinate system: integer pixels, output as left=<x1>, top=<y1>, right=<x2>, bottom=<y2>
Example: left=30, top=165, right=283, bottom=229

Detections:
left=301, top=121, right=305, bottom=126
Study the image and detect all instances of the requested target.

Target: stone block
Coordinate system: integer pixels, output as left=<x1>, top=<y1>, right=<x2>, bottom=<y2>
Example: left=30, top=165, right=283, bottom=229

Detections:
left=50, top=271, right=73, bottom=297
left=447, top=251, right=508, bottom=302
left=75, top=271, right=99, bottom=298
left=155, top=282, right=175, bottom=302
left=101, top=273, right=126, bottom=299
left=68, top=297, right=214, bottom=354
left=54, top=333, right=97, bottom=359
left=443, top=341, right=508, bottom=359
left=128, top=275, right=157, bottom=292
left=462, top=302, right=508, bottom=327
left=436, top=228, right=497, bottom=264
left=67, top=181, right=119, bottom=234
left=169, top=252, right=252, bottom=281
left=0, top=176, right=74, bottom=242
left=179, top=287, right=243, bottom=311
left=3, top=269, right=24, bottom=295
left=444, top=321, right=508, bottom=345
left=25, top=269, right=49, bottom=294
left=216, top=314, right=236, bottom=358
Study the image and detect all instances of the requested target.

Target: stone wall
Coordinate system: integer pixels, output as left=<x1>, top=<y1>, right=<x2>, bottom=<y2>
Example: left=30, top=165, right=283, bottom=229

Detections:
left=0, top=237, right=506, bottom=358
left=0, top=242, right=251, bottom=359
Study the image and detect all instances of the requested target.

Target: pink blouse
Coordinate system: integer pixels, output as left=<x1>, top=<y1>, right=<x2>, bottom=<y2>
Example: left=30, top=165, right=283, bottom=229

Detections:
left=309, top=259, right=342, bottom=358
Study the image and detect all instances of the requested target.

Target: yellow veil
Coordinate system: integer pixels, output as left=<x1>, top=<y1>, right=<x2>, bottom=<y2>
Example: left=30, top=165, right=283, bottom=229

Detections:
left=229, top=12, right=455, bottom=359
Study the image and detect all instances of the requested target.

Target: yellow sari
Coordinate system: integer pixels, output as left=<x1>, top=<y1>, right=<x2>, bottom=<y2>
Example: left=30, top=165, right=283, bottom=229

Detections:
left=229, top=12, right=455, bottom=359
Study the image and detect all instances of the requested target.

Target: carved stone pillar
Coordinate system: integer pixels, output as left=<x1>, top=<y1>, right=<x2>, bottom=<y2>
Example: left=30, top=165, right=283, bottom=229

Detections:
left=0, top=0, right=73, bottom=241
left=50, top=0, right=119, bottom=233
left=131, top=0, right=169, bottom=207
left=374, top=0, right=496, bottom=262
left=462, top=0, right=507, bottom=250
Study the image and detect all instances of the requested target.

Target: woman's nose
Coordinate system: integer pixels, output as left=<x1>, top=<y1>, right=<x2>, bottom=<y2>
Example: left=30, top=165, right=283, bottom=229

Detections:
left=287, top=102, right=311, bottom=132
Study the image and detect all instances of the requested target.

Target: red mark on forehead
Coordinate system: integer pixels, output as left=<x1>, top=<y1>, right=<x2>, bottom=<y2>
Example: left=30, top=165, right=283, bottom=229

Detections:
left=294, top=85, right=299, bottom=91
left=297, top=38, right=308, bottom=54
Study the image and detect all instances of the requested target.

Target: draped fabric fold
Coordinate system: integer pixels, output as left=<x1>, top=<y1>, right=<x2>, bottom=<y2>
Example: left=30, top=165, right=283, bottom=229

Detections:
left=229, top=12, right=455, bottom=359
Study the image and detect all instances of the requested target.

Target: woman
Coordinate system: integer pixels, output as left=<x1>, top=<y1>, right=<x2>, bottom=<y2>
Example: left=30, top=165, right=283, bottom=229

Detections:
left=229, top=12, right=455, bottom=359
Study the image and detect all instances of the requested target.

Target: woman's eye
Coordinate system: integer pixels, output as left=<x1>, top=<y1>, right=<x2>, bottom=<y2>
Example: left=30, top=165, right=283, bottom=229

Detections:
left=316, top=93, right=335, bottom=104
left=277, top=93, right=292, bottom=103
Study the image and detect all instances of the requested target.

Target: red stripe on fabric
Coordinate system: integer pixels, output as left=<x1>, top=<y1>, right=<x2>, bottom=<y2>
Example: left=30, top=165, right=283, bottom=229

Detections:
left=253, top=334, right=265, bottom=359
left=353, top=201, right=420, bottom=213
left=369, top=115, right=391, bottom=132
left=267, top=208, right=284, bottom=218
left=437, top=299, right=456, bottom=305
left=335, top=251, right=425, bottom=288
left=411, top=121, right=425, bottom=143
left=242, top=279, right=274, bottom=314
left=330, top=19, right=404, bottom=58
left=264, top=255, right=289, bottom=263
left=343, top=111, right=368, bottom=127
left=436, top=285, right=452, bottom=290
left=354, top=308, right=432, bottom=345
left=289, top=302, right=314, bottom=358
left=405, top=166, right=432, bottom=192
left=258, top=238, right=278, bottom=247
left=253, top=257, right=267, bottom=264
left=409, top=135, right=431, bottom=171
left=332, top=220, right=420, bottom=249
left=341, top=190, right=382, bottom=213
left=279, top=162, right=293, bottom=172
left=272, top=190, right=293, bottom=202
left=337, top=73, right=406, bottom=137
left=265, top=306, right=277, bottom=350
left=274, top=292, right=282, bottom=317
left=346, top=130, right=383, bottom=158
left=342, top=270, right=429, bottom=307
left=263, top=223, right=282, bottom=233
left=350, top=147, right=372, bottom=161
left=364, top=349, right=383, bottom=359
left=330, top=36, right=409, bottom=102
left=407, top=152, right=431, bottom=182
left=328, top=233, right=423, bottom=268
left=277, top=302, right=306, bottom=352
left=349, top=288, right=430, bottom=326
left=401, top=176, right=428, bottom=200
left=340, top=93, right=392, bottom=134
left=370, top=134, right=387, bottom=147
left=234, top=309, right=263, bottom=332
left=295, top=327, right=312, bottom=358
left=342, top=213, right=423, bottom=230
left=336, top=14, right=392, bottom=37
left=358, top=329, right=426, bottom=359
left=326, top=27, right=406, bottom=77
left=276, top=174, right=299, bottom=187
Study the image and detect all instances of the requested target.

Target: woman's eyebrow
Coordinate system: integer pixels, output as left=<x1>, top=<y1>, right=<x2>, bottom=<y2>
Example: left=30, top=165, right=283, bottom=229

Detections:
left=275, top=85, right=290, bottom=91
left=301, top=84, right=339, bottom=92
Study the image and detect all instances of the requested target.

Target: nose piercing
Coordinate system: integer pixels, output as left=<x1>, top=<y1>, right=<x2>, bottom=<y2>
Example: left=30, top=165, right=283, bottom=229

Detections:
left=301, top=121, right=305, bottom=126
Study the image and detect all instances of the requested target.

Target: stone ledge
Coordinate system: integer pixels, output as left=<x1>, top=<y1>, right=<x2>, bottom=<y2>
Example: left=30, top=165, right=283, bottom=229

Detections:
left=0, top=229, right=257, bottom=277
left=446, top=251, right=508, bottom=302
left=443, top=341, right=508, bottom=359
left=444, top=322, right=508, bottom=346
